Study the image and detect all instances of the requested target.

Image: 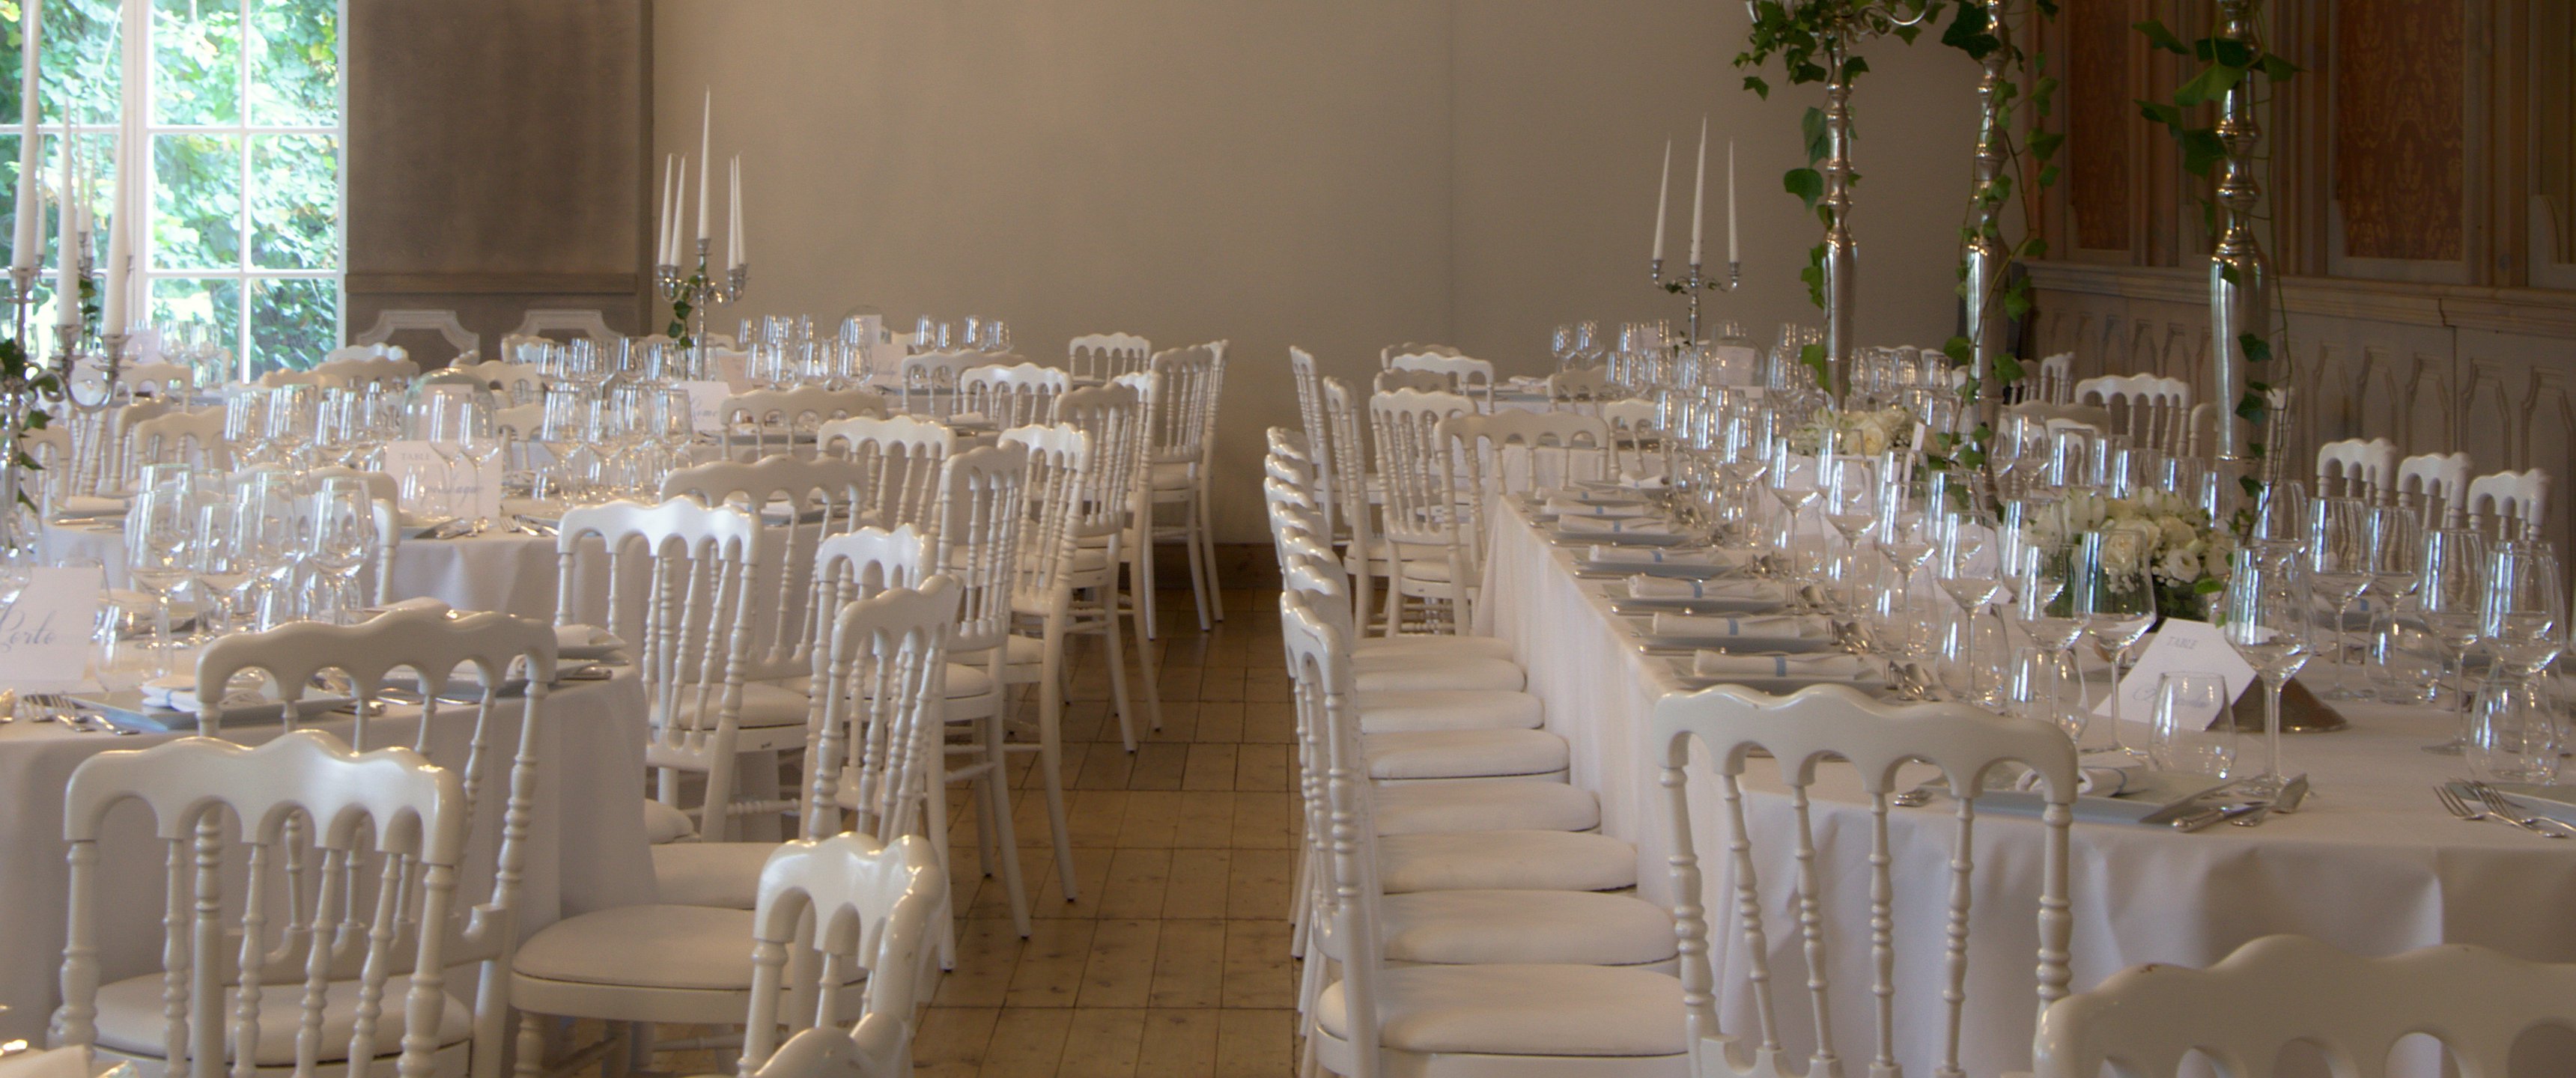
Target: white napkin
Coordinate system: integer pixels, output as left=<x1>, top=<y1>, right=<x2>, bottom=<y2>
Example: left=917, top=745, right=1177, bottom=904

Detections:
left=58, top=495, right=128, bottom=519
left=1692, top=651, right=1876, bottom=680
left=555, top=624, right=628, bottom=660
left=1557, top=514, right=1672, bottom=535
left=1650, top=612, right=1832, bottom=642
left=1585, top=545, right=1746, bottom=569
left=1626, top=576, right=1789, bottom=603
left=1546, top=498, right=1650, bottom=518
left=2013, top=766, right=2130, bottom=797
left=1542, top=486, right=1648, bottom=505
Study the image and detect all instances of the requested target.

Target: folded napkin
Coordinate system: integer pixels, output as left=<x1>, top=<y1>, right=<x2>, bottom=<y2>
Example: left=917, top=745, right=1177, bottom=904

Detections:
left=1650, top=612, right=1832, bottom=642
left=1541, top=487, right=1649, bottom=507
left=555, top=624, right=628, bottom=661
left=60, top=495, right=128, bottom=519
left=1585, top=545, right=1746, bottom=569
left=1545, top=498, right=1650, bottom=518
left=1626, top=576, right=1788, bottom=603
left=1557, top=514, right=1672, bottom=535
left=1691, top=651, right=1876, bottom=680
left=2012, top=765, right=2130, bottom=797
left=141, top=673, right=280, bottom=715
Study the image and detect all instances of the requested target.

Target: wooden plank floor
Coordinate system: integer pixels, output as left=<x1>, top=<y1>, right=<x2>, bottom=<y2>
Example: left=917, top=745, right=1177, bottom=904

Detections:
left=638, top=584, right=1298, bottom=1078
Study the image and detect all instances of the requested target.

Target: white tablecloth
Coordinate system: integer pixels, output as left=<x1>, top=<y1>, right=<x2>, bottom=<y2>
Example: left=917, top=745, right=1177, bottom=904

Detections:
left=0, top=672, right=656, bottom=1043
left=1474, top=506, right=2576, bottom=1075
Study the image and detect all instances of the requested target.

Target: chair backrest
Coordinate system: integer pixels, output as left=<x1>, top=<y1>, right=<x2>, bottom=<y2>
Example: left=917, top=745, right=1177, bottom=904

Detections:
left=1650, top=683, right=2078, bottom=1078
left=1439, top=409, right=1613, bottom=501
left=127, top=406, right=231, bottom=473
left=662, top=455, right=874, bottom=680
left=2314, top=437, right=2398, bottom=502
left=803, top=525, right=934, bottom=699
left=737, top=834, right=947, bottom=1078
left=1387, top=352, right=1496, bottom=411
left=958, top=362, right=1069, bottom=430
left=2031, top=935, right=2576, bottom=1078
left=801, top=577, right=960, bottom=843
left=353, top=309, right=478, bottom=364
left=554, top=499, right=762, bottom=828
left=1051, top=384, right=1143, bottom=543
left=721, top=387, right=890, bottom=460
left=999, top=423, right=1092, bottom=616
left=2024, top=351, right=2074, bottom=404
left=1069, top=332, right=1151, bottom=384
left=2073, top=373, right=2191, bottom=454
left=123, top=362, right=192, bottom=401
left=935, top=444, right=1030, bottom=654
left=1371, top=368, right=1448, bottom=395
left=58, top=729, right=467, bottom=1078
left=2465, top=468, right=2551, bottom=543
left=1547, top=366, right=1617, bottom=408
left=493, top=401, right=547, bottom=441
left=2396, top=451, right=2472, bottom=526
left=508, top=308, right=619, bottom=343
left=818, top=414, right=956, bottom=535
left=450, top=359, right=546, bottom=406
left=1368, top=389, right=1474, bottom=551
left=312, top=355, right=422, bottom=394
left=1141, top=346, right=1218, bottom=469
left=895, top=351, right=980, bottom=421
left=303, top=467, right=403, bottom=605
left=1377, top=341, right=1462, bottom=368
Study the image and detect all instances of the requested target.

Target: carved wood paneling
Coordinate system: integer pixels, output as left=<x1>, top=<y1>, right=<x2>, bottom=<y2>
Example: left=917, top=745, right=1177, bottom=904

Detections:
left=2065, top=0, right=2134, bottom=252
left=2333, top=0, right=2466, bottom=261
left=2521, top=365, right=2576, bottom=549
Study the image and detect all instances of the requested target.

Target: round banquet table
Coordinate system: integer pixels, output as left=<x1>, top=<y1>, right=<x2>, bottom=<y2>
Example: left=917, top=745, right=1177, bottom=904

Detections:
left=1472, top=503, right=2576, bottom=1076
left=0, top=669, right=656, bottom=1044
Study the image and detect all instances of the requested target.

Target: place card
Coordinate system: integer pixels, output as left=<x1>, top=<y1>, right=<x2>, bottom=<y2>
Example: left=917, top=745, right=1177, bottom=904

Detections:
left=0, top=566, right=104, bottom=692
left=678, top=380, right=734, bottom=433
left=2092, top=617, right=2257, bottom=730
left=381, top=440, right=502, bottom=520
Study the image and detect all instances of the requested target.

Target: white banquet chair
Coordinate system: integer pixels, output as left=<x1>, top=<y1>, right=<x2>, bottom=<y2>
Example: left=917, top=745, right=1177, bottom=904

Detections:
left=126, top=406, right=231, bottom=475
left=893, top=351, right=979, bottom=422
left=1600, top=398, right=1666, bottom=480
left=1289, top=347, right=1340, bottom=540
left=312, top=353, right=422, bottom=393
left=997, top=422, right=1095, bottom=901
left=1284, top=592, right=1687, bottom=1078
left=2073, top=373, right=2191, bottom=455
left=957, top=362, right=1068, bottom=430
left=1440, top=409, right=1614, bottom=501
left=817, top=414, right=955, bottom=534
left=58, top=731, right=473, bottom=1078
left=1653, top=684, right=2079, bottom=1078
left=718, top=387, right=887, bottom=461
left=1378, top=342, right=1462, bottom=368
left=511, top=582, right=959, bottom=1078
left=715, top=835, right=947, bottom=1078
left=926, top=444, right=1037, bottom=934
left=2466, top=468, right=2551, bottom=544
left=662, top=454, right=873, bottom=701
left=2018, top=351, right=2074, bottom=405
left=1388, top=352, right=1497, bottom=412
left=1137, top=345, right=1224, bottom=636
left=1319, top=377, right=1391, bottom=630
left=1053, top=383, right=1162, bottom=750
left=2314, top=436, right=2398, bottom=502
left=2027, top=935, right=2576, bottom=1078
left=1069, top=332, right=1150, bottom=385
left=450, top=359, right=546, bottom=406
left=2396, top=450, right=2472, bottom=526
left=1368, top=389, right=1480, bottom=632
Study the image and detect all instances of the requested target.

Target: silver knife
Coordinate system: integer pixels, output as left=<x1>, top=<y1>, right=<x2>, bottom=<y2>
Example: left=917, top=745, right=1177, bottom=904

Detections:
left=2229, top=775, right=2308, bottom=827
left=2136, top=776, right=2261, bottom=826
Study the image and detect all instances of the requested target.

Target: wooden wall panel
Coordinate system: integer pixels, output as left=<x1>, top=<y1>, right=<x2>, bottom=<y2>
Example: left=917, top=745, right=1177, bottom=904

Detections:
left=2064, top=0, right=2134, bottom=252
left=2332, top=0, right=2465, bottom=261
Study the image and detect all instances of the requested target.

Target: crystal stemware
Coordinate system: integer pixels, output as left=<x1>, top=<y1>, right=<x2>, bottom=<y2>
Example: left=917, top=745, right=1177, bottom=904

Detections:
left=2416, top=526, right=2491, bottom=755
left=2072, top=526, right=2157, bottom=759
left=2306, top=496, right=2379, bottom=699
left=1933, top=511, right=2002, bottom=704
left=2219, top=550, right=2312, bottom=797
left=2011, top=551, right=2086, bottom=740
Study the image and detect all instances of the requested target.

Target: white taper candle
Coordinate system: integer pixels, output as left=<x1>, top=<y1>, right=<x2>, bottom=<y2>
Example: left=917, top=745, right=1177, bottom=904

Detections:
left=1689, top=115, right=1707, bottom=267
left=1727, top=140, right=1740, bottom=266
left=13, top=0, right=42, bottom=272
left=729, top=156, right=743, bottom=270
left=99, top=125, right=125, bottom=334
left=656, top=153, right=673, bottom=265
left=1651, top=138, right=1669, bottom=264
left=51, top=122, right=70, bottom=305
left=696, top=89, right=711, bottom=243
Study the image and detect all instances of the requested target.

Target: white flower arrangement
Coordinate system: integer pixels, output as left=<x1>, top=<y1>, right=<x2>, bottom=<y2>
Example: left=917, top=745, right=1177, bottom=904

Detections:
left=2021, top=489, right=2235, bottom=610
left=1784, top=406, right=1916, bottom=458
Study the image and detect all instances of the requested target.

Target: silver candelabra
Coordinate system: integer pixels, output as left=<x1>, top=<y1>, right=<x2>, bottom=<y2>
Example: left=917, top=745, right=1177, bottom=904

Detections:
left=1649, top=257, right=1743, bottom=346
left=655, top=237, right=748, bottom=361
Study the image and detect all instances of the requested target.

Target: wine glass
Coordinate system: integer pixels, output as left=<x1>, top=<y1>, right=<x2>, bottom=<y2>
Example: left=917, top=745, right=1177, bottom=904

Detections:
left=2072, top=526, right=2157, bottom=759
left=2148, top=672, right=2237, bottom=777
left=2012, top=546, right=2087, bottom=737
left=457, top=403, right=508, bottom=532
left=2218, top=549, right=2312, bottom=797
left=124, top=479, right=195, bottom=675
left=1763, top=439, right=1824, bottom=573
left=1820, top=456, right=1879, bottom=615
left=2416, top=526, right=2491, bottom=755
left=1874, top=475, right=1939, bottom=654
left=264, top=383, right=320, bottom=469
left=2247, top=478, right=2311, bottom=563
left=2306, top=497, right=2378, bottom=698
left=189, top=496, right=258, bottom=638
left=306, top=478, right=374, bottom=625
left=1934, top=511, right=2003, bottom=704
left=2482, top=543, right=2567, bottom=686
left=2362, top=512, right=2427, bottom=702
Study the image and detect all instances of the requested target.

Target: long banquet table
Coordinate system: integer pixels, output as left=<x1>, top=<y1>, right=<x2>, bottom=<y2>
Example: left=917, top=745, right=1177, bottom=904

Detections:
left=1474, top=502, right=2576, bottom=1074
left=0, top=671, right=657, bottom=1044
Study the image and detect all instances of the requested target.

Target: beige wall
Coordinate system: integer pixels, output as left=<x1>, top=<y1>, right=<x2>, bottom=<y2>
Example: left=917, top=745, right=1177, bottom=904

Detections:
left=654, top=0, right=1982, bottom=540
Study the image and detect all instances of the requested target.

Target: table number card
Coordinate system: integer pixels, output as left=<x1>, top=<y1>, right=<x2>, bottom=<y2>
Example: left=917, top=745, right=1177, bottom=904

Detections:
left=2093, top=617, right=2258, bottom=730
left=0, top=567, right=104, bottom=692
left=381, top=440, right=502, bottom=520
left=678, top=380, right=734, bottom=433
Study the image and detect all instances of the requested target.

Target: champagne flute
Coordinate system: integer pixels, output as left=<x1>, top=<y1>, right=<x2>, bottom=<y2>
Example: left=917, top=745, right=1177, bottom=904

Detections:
left=2219, top=549, right=2312, bottom=797
left=2072, top=526, right=2157, bottom=759
left=2416, top=526, right=2490, bottom=755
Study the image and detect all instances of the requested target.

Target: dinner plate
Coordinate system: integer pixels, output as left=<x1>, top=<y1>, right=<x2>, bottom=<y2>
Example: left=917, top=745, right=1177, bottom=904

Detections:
left=1975, top=769, right=2232, bottom=826
left=1576, top=560, right=1740, bottom=579
left=70, top=689, right=353, bottom=734
left=1550, top=529, right=1691, bottom=547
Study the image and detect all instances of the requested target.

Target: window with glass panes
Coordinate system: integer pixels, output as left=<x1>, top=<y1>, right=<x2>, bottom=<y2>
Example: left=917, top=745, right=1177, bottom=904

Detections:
left=2, top=0, right=341, bottom=380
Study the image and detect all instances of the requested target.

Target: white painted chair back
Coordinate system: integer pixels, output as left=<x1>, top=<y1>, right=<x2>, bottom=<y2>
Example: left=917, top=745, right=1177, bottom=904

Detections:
left=492, top=402, right=546, bottom=442
left=721, top=386, right=889, bottom=460
left=2395, top=451, right=2472, bottom=526
left=2030, top=935, right=2576, bottom=1078
left=354, top=311, right=478, bottom=362
left=1000, top=424, right=1092, bottom=618
left=1142, top=346, right=1218, bottom=469
left=507, top=308, right=618, bottom=343
left=127, top=406, right=231, bottom=473
left=959, top=362, right=1069, bottom=430
left=2073, top=373, right=2191, bottom=455
left=801, top=578, right=960, bottom=844
left=737, top=834, right=947, bottom=1078
left=1370, top=368, right=1448, bottom=396
left=1376, top=341, right=1461, bottom=368
left=123, top=362, right=192, bottom=401
left=804, top=526, right=935, bottom=696
left=1650, top=684, right=2078, bottom=1078
left=2313, top=437, right=2398, bottom=502
left=1601, top=398, right=1665, bottom=478
left=312, top=355, right=422, bottom=394
left=58, top=729, right=467, bottom=1078
left=449, top=359, right=545, bottom=406
left=1052, top=385, right=1143, bottom=544
left=2466, top=468, right=2551, bottom=544
left=1548, top=366, right=1619, bottom=410
left=2023, top=351, right=2074, bottom=404
left=1317, top=377, right=1380, bottom=624
left=1288, top=349, right=1338, bottom=537
left=662, top=455, right=872, bottom=680
left=1069, top=332, right=1150, bottom=384
left=258, top=368, right=341, bottom=391
left=1368, top=389, right=1476, bottom=626
left=1387, top=353, right=1496, bottom=412
left=818, top=414, right=956, bottom=535
left=895, top=351, right=979, bottom=421
left=935, top=444, right=1031, bottom=654
left=1439, top=409, right=1613, bottom=502
left=554, top=498, right=765, bottom=838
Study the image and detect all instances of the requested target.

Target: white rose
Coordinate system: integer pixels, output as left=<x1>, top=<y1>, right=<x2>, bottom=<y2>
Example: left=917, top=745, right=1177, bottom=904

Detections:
left=2159, top=544, right=2200, bottom=583
left=2157, top=514, right=2196, bottom=549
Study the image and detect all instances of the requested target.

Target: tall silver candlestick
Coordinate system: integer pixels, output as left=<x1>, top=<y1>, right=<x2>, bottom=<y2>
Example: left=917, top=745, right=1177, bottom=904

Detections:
left=1960, top=1, right=2014, bottom=436
left=1649, top=258, right=1743, bottom=346
left=2207, top=0, right=2269, bottom=467
left=656, top=237, right=748, bottom=370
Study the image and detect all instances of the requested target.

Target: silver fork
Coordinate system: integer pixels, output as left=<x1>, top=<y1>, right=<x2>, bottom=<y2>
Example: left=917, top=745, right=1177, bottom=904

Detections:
left=2467, top=783, right=2576, bottom=838
left=2435, top=784, right=2557, bottom=837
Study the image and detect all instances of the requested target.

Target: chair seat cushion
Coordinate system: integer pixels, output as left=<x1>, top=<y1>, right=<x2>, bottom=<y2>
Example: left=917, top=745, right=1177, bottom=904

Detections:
left=1353, top=655, right=1524, bottom=692
left=513, top=904, right=759, bottom=991
left=650, top=841, right=777, bottom=909
left=1375, top=780, right=1597, bottom=835
left=1376, top=829, right=1638, bottom=894
left=1316, top=964, right=1688, bottom=1057
left=1364, top=729, right=1567, bottom=782
left=1355, top=634, right=1515, bottom=662
left=1356, top=689, right=1542, bottom=734
left=91, top=971, right=473, bottom=1065
left=669, top=681, right=812, bottom=731
left=642, top=797, right=699, bottom=844
left=1351, top=890, right=1676, bottom=967
left=1150, top=462, right=1194, bottom=490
